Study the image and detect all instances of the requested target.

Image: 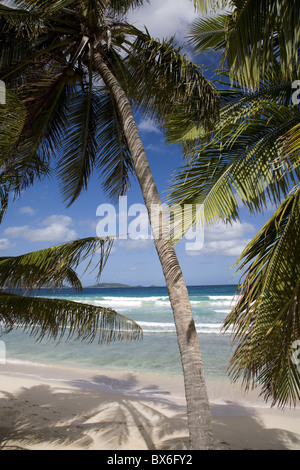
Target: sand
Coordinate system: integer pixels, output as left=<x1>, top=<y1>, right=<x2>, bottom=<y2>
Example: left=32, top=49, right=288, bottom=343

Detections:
left=0, top=362, right=299, bottom=451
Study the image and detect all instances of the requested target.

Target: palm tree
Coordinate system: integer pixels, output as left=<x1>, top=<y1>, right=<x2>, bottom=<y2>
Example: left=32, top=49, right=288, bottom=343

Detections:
left=0, top=0, right=220, bottom=449
left=167, top=0, right=300, bottom=406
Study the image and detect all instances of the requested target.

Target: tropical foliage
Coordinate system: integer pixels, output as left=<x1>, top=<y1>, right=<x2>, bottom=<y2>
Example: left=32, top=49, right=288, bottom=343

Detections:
left=0, top=0, right=220, bottom=449
left=224, top=189, right=300, bottom=407
left=191, top=0, right=300, bottom=89
left=167, top=74, right=300, bottom=228
left=0, top=0, right=218, bottom=208
left=167, top=0, right=300, bottom=406
left=0, top=236, right=143, bottom=344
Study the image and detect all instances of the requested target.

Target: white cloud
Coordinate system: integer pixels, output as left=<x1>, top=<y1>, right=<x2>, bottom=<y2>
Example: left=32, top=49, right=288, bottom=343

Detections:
left=186, top=221, right=255, bottom=257
left=206, top=221, right=254, bottom=241
left=128, top=0, right=198, bottom=43
left=137, top=118, right=161, bottom=134
left=3, top=226, right=29, bottom=238
left=3, top=215, right=77, bottom=243
left=234, top=192, right=281, bottom=214
left=78, top=218, right=98, bottom=232
left=201, top=239, right=252, bottom=257
left=0, top=238, right=16, bottom=251
left=118, top=238, right=153, bottom=251
left=18, top=206, right=37, bottom=216
left=145, top=143, right=163, bottom=152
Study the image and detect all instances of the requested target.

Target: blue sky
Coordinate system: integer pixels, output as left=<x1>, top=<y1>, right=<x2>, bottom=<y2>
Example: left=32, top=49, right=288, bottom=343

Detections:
left=0, top=0, right=276, bottom=287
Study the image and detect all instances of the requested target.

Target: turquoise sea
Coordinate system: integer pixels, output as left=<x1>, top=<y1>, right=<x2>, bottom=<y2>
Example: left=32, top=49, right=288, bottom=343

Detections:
left=1, top=285, right=239, bottom=380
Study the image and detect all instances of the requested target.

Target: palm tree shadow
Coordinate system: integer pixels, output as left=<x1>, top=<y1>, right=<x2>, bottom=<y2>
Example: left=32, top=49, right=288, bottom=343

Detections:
left=1, top=375, right=299, bottom=450
left=211, top=402, right=300, bottom=450
left=0, top=374, right=189, bottom=450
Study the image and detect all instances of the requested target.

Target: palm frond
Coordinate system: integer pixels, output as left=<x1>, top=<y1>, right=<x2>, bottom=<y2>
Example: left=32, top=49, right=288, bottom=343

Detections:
left=0, top=89, right=26, bottom=222
left=191, top=1, right=300, bottom=88
left=0, top=290, right=142, bottom=344
left=13, top=0, right=78, bottom=15
left=226, top=0, right=300, bottom=88
left=0, top=236, right=114, bottom=292
left=0, top=3, right=41, bottom=38
left=126, top=31, right=220, bottom=128
left=223, top=189, right=300, bottom=407
left=168, top=103, right=300, bottom=233
left=57, top=81, right=135, bottom=205
left=107, top=0, right=146, bottom=15
left=94, top=86, right=135, bottom=202
left=188, top=13, right=230, bottom=56
left=6, top=63, right=84, bottom=200
left=56, top=75, right=98, bottom=206
left=278, top=123, right=300, bottom=174
left=192, top=0, right=229, bottom=14
left=0, top=88, right=26, bottom=160
left=165, top=72, right=296, bottom=149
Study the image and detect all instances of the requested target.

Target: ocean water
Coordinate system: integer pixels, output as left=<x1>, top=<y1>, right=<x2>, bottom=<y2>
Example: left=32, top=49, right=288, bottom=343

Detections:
left=1, top=285, right=239, bottom=380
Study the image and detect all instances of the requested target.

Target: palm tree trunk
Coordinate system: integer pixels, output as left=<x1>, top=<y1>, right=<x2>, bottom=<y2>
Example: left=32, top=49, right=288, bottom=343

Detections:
left=96, top=56, right=212, bottom=450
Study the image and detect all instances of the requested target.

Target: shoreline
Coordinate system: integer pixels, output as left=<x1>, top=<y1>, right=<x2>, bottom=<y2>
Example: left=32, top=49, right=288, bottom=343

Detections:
left=1, top=362, right=300, bottom=450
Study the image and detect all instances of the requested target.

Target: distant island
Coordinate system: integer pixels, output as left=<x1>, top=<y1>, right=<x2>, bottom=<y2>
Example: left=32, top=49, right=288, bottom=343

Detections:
left=85, top=283, right=132, bottom=288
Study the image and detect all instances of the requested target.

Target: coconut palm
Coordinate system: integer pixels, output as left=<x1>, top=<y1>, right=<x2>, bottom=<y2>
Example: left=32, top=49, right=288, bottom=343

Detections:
left=167, top=0, right=300, bottom=406
left=0, top=0, right=220, bottom=449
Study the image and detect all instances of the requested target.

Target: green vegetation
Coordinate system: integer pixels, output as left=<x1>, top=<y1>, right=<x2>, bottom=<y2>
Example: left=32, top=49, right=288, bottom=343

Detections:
left=168, top=0, right=300, bottom=407
left=0, top=0, right=219, bottom=449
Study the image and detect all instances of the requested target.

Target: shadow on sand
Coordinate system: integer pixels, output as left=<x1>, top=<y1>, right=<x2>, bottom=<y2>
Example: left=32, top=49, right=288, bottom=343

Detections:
left=0, top=373, right=299, bottom=450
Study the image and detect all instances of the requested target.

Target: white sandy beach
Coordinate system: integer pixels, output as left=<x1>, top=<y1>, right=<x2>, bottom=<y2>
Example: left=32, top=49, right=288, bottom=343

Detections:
left=0, top=362, right=299, bottom=451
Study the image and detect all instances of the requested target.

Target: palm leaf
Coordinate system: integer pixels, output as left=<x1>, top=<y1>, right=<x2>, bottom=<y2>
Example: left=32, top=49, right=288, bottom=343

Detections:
left=0, top=233, right=143, bottom=345
left=56, top=73, right=98, bottom=206
left=126, top=31, right=220, bottom=127
left=192, top=0, right=229, bottom=13
left=191, top=1, right=300, bottom=88
left=94, top=87, right=135, bottom=202
left=166, top=69, right=296, bottom=148
left=0, top=88, right=26, bottom=160
left=0, top=234, right=143, bottom=345
left=0, top=290, right=142, bottom=344
left=278, top=123, right=300, bottom=174
left=0, top=3, right=41, bottom=37
left=223, top=189, right=300, bottom=407
left=168, top=102, right=300, bottom=234
left=57, top=82, right=135, bottom=205
left=13, top=0, right=78, bottom=15
left=0, top=236, right=114, bottom=292
left=226, top=0, right=300, bottom=88
left=107, top=0, right=146, bottom=15
left=0, top=89, right=27, bottom=222
left=188, top=13, right=230, bottom=56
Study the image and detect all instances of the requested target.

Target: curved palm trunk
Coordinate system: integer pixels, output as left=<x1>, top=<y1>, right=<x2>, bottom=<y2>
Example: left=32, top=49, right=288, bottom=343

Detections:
left=96, top=56, right=212, bottom=450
